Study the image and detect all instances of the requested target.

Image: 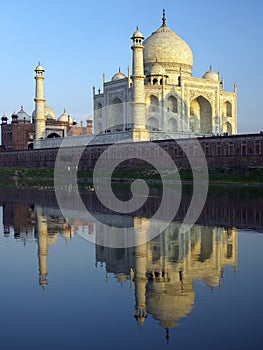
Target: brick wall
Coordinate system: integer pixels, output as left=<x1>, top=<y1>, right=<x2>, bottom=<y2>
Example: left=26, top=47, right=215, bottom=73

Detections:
left=0, top=133, right=263, bottom=169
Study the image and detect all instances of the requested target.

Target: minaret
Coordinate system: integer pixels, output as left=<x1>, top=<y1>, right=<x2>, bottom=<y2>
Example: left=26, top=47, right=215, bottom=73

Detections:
left=131, top=28, right=149, bottom=141
left=34, top=63, right=46, bottom=146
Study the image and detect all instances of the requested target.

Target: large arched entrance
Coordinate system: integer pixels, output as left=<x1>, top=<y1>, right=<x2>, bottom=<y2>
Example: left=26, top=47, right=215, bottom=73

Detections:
left=190, top=96, right=212, bottom=134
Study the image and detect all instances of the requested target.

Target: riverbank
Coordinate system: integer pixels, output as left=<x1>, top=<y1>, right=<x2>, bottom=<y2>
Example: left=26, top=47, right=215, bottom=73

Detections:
left=0, top=166, right=262, bottom=188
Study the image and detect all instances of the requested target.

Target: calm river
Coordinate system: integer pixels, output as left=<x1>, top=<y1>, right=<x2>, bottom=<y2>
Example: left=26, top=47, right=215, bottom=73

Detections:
left=0, top=185, right=262, bottom=349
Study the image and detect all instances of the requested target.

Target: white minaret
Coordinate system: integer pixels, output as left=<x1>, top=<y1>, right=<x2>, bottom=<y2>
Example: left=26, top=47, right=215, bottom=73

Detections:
left=131, top=28, right=149, bottom=141
left=34, top=63, right=46, bottom=146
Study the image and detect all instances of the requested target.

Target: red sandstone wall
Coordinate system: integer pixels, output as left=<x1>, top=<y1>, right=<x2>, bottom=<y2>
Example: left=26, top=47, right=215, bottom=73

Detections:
left=0, top=133, right=263, bottom=169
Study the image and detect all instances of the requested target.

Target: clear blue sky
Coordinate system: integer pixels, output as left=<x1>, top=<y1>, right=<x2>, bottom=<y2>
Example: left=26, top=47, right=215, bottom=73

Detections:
left=0, top=0, right=262, bottom=133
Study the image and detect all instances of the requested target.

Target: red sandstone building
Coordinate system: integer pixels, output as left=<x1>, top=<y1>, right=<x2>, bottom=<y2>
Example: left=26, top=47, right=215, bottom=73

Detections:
left=1, top=106, right=92, bottom=151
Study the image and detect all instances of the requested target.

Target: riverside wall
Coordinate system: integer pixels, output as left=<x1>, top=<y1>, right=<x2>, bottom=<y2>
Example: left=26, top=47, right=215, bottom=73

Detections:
left=0, top=133, right=263, bottom=169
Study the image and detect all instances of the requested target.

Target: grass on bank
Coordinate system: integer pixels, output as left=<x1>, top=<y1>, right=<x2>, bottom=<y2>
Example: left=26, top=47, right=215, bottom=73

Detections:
left=0, top=166, right=262, bottom=188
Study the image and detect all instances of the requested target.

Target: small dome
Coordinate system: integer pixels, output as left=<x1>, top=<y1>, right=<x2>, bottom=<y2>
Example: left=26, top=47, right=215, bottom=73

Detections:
left=132, top=27, right=144, bottom=39
left=17, top=106, right=31, bottom=123
left=35, top=63, right=44, bottom=72
left=111, top=69, right=126, bottom=81
left=58, top=109, right=73, bottom=124
left=1, top=114, right=8, bottom=122
left=202, top=66, right=219, bottom=81
left=149, top=63, right=166, bottom=76
left=32, top=104, right=56, bottom=121
left=45, top=105, right=56, bottom=120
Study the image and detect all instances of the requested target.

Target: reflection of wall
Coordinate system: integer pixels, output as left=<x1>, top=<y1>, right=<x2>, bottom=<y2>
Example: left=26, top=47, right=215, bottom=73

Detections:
left=2, top=202, right=35, bottom=240
left=96, top=220, right=238, bottom=339
left=1, top=202, right=75, bottom=287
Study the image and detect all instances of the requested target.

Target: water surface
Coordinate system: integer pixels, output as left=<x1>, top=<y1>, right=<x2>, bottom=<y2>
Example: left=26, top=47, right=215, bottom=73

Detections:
left=0, top=185, right=262, bottom=349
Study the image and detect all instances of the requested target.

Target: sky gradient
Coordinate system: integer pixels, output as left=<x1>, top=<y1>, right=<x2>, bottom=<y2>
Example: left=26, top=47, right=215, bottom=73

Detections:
left=0, top=0, right=262, bottom=133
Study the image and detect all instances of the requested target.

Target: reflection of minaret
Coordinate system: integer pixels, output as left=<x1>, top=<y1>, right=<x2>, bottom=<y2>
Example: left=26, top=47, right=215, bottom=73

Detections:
left=133, top=218, right=149, bottom=326
left=36, top=207, right=48, bottom=287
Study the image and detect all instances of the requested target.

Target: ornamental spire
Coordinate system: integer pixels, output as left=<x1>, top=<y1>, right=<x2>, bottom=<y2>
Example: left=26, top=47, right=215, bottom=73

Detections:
left=162, top=9, right=166, bottom=26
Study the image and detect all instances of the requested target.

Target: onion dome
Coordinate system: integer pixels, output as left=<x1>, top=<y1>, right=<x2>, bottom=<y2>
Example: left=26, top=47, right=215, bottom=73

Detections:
left=32, top=104, right=56, bottom=121
left=1, top=114, right=8, bottom=124
left=111, top=68, right=126, bottom=81
left=17, top=106, right=31, bottom=123
left=35, top=62, right=45, bottom=72
left=131, top=27, right=144, bottom=40
left=58, top=108, right=73, bottom=124
left=202, top=65, right=219, bottom=81
left=11, top=112, right=18, bottom=123
left=149, top=63, right=166, bottom=76
left=143, top=10, right=193, bottom=76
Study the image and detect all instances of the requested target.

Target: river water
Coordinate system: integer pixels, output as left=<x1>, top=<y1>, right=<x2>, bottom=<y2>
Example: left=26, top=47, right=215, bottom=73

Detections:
left=0, top=184, right=262, bottom=350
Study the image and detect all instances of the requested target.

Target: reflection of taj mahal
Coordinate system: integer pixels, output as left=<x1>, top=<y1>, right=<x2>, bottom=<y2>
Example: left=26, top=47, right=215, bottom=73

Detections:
left=95, top=219, right=238, bottom=338
left=1, top=200, right=238, bottom=340
left=94, top=10, right=237, bottom=140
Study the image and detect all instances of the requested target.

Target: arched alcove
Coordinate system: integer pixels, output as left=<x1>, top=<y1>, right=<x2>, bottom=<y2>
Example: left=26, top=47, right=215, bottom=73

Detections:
left=96, top=102, right=103, bottom=119
left=109, top=97, right=124, bottom=131
left=190, top=96, right=212, bottom=134
left=223, top=122, right=232, bottom=134
left=167, top=96, right=178, bottom=113
left=167, top=118, right=178, bottom=132
left=147, top=117, right=159, bottom=130
left=223, top=101, right=232, bottom=118
left=148, top=95, right=159, bottom=113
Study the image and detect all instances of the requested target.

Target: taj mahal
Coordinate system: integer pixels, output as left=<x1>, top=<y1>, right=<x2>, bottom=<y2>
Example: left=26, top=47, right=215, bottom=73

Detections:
left=1, top=10, right=237, bottom=151
left=93, top=9, right=237, bottom=141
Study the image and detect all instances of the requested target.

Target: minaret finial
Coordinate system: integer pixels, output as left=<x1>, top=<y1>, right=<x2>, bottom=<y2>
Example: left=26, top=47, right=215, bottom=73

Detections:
left=162, top=9, right=166, bottom=26
left=136, top=25, right=139, bottom=31
left=210, top=64, right=212, bottom=71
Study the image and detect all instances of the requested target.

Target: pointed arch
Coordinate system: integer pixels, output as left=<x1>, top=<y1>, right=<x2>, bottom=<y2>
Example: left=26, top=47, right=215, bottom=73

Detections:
left=109, top=97, right=124, bottom=131
left=167, top=96, right=178, bottom=113
left=223, top=122, right=232, bottom=134
left=223, top=101, right=232, bottom=118
left=95, top=102, right=103, bottom=119
left=190, top=96, right=212, bottom=134
left=167, top=118, right=178, bottom=132
left=148, top=95, right=159, bottom=113
left=147, top=117, right=159, bottom=131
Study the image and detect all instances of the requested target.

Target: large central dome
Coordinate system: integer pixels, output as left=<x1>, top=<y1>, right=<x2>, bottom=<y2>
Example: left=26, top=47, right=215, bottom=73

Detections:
left=143, top=13, right=193, bottom=76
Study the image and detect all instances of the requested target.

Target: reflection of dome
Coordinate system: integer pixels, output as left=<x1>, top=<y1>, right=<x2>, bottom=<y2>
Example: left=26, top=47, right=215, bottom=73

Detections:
left=149, top=63, right=166, bottom=76
left=17, top=106, right=31, bottom=123
left=111, top=69, right=126, bottom=81
left=143, top=14, right=193, bottom=72
left=32, top=104, right=56, bottom=121
left=58, top=109, right=72, bottom=124
left=147, top=283, right=194, bottom=328
left=202, top=66, right=219, bottom=81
